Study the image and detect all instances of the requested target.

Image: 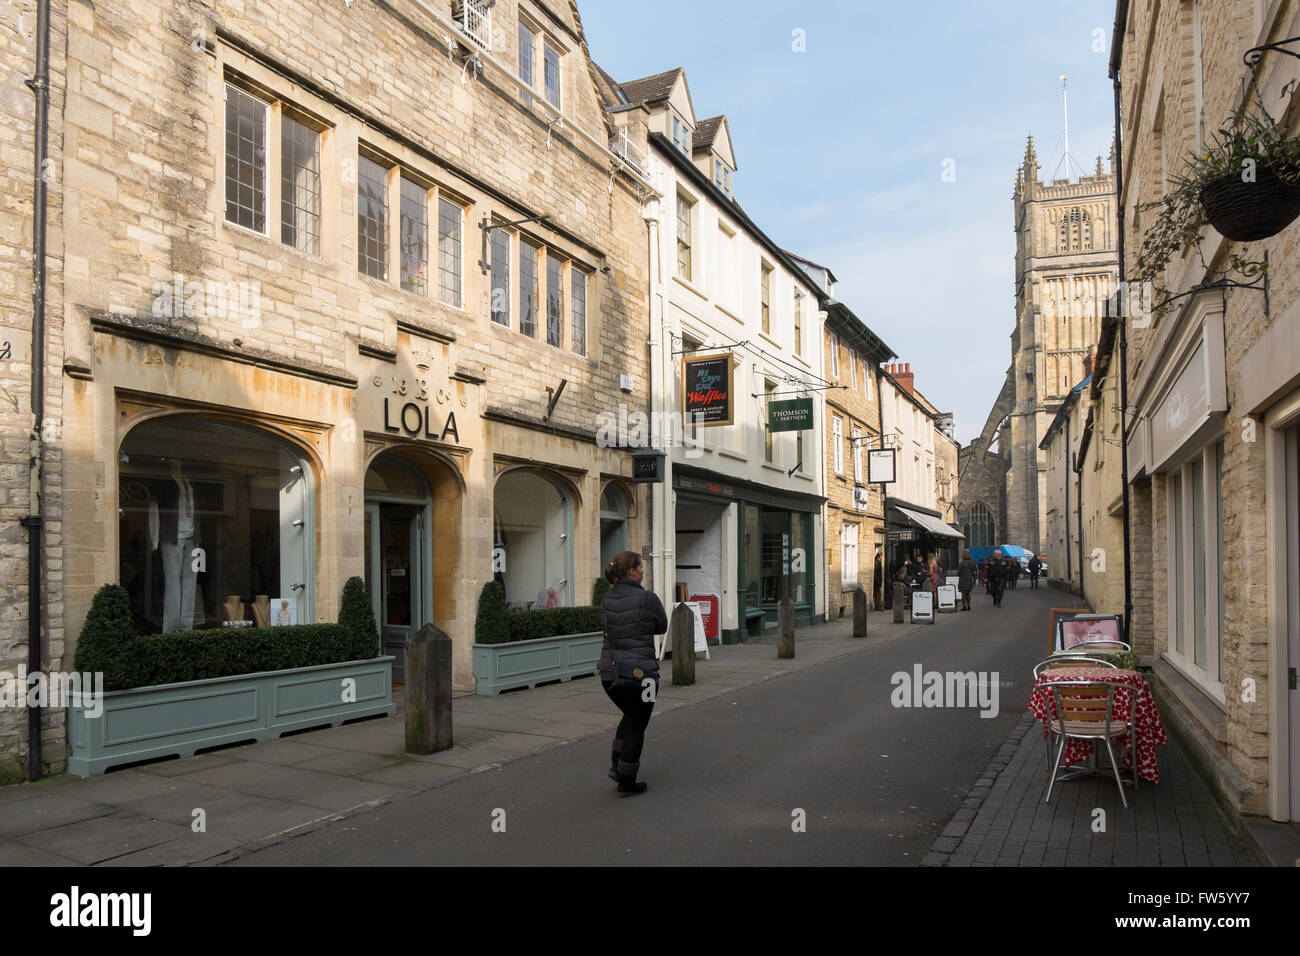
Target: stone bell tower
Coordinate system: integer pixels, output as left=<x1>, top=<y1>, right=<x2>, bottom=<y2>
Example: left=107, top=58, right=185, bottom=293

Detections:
left=1005, top=135, right=1119, bottom=555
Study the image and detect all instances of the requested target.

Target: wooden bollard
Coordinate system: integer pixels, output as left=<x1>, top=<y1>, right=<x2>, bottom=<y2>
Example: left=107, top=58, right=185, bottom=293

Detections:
left=892, top=582, right=907, bottom=624
left=853, top=587, right=867, bottom=638
left=405, top=623, right=453, bottom=754
left=777, top=595, right=795, bottom=658
left=670, top=603, right=695, bottom=686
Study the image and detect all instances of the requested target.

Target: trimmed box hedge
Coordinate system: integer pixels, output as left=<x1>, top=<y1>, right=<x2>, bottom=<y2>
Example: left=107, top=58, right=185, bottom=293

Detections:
left=76, top=580, right=382, bottom=692
left=474, top=580, right=603, bottom=645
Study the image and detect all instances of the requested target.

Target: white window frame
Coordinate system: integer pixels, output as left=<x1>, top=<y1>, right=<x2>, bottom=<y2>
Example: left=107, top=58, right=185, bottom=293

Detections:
left=841, top=523, right=859, bottom=587
left=852, top=428, right=862, bottom=483
left=833, top=416, right=844, bottom=475
left=829, top=332, right=840, bottom=377
left=1163, top=442, right=1225, bottom=701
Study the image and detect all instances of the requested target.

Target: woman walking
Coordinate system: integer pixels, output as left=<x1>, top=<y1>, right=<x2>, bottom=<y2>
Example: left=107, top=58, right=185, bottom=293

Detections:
left=957, top=550, right=977, bottom=611
left=597, top=550, right=667, bottom=796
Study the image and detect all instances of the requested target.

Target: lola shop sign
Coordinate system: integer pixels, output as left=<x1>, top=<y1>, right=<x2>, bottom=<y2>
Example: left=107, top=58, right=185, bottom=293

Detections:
left=383, top=398, right=460, bottom=442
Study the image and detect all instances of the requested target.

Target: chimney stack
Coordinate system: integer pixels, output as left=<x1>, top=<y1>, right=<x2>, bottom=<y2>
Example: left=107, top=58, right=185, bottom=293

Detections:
left=892, top=362, right=915, bottom=395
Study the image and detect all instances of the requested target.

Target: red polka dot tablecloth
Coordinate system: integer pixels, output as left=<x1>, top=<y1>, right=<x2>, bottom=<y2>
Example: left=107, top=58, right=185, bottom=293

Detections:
left=1027, top=667, right=1168, bottom=784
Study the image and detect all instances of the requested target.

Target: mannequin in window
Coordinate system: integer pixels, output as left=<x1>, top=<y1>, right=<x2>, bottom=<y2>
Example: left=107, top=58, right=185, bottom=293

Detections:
left=149, top=458, right=199, bottom=633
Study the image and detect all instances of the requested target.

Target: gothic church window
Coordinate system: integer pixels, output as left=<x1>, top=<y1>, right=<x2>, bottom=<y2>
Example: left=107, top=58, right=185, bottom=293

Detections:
left=1057, top=207, right=1091, bottom=252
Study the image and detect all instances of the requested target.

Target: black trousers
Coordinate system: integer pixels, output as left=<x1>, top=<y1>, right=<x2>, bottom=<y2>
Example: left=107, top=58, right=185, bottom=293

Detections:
left=603, top=680, right=655, bottom=764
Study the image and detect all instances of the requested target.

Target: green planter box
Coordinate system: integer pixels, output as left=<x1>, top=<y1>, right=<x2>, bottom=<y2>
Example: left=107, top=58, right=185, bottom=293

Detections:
left=66, top=657, right=395, bottom=776
left=472, top=632, right=602, bottom=695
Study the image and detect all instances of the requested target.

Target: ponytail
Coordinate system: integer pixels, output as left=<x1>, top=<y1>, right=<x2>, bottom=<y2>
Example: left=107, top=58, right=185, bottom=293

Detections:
left=604, top=550, right=641, bottom=584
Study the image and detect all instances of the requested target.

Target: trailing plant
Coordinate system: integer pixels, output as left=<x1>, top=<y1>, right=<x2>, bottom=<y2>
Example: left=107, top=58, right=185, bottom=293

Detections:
left=1133, top=109, right=1300, bottom=293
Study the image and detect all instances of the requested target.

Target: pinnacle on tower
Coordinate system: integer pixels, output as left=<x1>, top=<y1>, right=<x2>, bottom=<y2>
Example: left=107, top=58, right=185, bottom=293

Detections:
left=1095, top=154, right=1104, bottom=176
left=1024, top=134, right=1038, bottom=169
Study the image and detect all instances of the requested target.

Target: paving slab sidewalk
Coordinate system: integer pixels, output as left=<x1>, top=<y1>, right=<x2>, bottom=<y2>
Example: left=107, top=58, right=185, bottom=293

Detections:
left=0, top=610, right=909, bottom=866
left=921, top=711, right=1263, bottom=867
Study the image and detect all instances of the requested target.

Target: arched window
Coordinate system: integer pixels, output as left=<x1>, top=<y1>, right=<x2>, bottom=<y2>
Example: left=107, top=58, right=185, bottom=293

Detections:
left=118, top=418, right=313, bottom=633
left=494, top=470, right=574, bottom=609
left=961, top=502, right=996, bottom=549
left=1058, top=207, right=1089, bottom=252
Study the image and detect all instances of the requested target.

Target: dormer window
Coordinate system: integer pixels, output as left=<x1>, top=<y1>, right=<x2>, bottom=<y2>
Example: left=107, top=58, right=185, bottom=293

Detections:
left=671, top=114, right=691, bottom=155
left=712, top=157, right=732, bottom=197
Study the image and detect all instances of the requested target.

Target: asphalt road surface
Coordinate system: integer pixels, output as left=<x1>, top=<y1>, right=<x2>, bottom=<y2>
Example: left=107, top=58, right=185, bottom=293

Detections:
left=230, top=586, right=1055, bottom=865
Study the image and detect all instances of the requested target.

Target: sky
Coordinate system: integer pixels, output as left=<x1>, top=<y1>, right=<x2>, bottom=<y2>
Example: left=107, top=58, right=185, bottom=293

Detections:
left=578, top=0, right=1119, bottom=446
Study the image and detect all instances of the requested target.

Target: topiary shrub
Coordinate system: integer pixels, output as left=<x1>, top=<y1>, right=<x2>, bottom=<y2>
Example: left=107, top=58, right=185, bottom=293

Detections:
left=474, top=580, right=511, bottom=645
left=74, top=584, right=138, bottom=679
left=338, top=576, right=380, bottom=659
left=592, top=576, right=611, bottom=606
left=506, top=605, right=603, bottom=642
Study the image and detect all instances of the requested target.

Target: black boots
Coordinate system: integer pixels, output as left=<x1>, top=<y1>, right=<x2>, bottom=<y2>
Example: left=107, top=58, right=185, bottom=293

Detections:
left=609, top=739, right=623, bottom=782
left=615, top=759, right=647, bottom=796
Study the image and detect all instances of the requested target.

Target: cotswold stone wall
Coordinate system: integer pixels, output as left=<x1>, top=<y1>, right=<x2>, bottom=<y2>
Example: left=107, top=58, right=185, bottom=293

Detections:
left=0, top=1, right=69, bottom=779
left=1, top=0, right=652, bottom=774
left=1119, top=0, right=1300, bottom=807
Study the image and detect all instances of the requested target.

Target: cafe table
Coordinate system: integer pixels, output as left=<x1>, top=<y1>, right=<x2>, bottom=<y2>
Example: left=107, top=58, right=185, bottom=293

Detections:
left=1027, top=665, right=1168, bottom=784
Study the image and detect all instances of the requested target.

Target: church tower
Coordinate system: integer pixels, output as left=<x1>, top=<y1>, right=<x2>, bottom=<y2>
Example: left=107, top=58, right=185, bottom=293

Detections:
left=1005, top=135, right=1119, bottom=555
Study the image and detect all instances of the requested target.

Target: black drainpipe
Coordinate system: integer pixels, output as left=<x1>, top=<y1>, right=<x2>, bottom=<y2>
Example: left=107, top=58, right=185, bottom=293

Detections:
left=20, top=0, right=51, bottom=781
left=1063, top=415, right=1071, bottom=586
left=1109, top=0, right=1135, bottom=646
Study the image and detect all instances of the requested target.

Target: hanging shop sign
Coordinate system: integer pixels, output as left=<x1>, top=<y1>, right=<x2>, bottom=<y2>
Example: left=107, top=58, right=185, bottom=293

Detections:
left=768, top=398, right=813, bottom=432
left=631, top=447, right=665, bottom=483
left=868, top=448, right=896, bottom=484
left=682, top=353, right=734, bottom=426
left=852, top=486, right=870, bottom=510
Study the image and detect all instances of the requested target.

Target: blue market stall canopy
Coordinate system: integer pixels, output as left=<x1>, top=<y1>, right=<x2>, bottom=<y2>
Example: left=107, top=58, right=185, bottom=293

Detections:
left=997, top=544, right=1031, bottom=559
left=896, top=506, right=965, bottom=539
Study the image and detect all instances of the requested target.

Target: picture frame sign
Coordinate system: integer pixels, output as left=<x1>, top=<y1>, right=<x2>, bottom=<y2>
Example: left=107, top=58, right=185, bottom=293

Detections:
left=682, top=354, right=734, bottom=426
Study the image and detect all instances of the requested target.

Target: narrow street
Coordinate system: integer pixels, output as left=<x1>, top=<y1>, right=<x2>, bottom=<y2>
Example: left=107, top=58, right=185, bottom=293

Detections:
left=232, top=589, right=1051, bottom=865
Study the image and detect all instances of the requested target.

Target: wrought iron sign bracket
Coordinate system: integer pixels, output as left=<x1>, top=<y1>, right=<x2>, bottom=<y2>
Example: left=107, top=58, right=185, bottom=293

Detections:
left=478, top=214, right=549, bottom=275
left=1244, top=35, right=1300, bottom=68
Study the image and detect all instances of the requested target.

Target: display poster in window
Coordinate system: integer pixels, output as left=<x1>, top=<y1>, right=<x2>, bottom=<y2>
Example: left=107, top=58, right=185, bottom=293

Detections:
left=273, top=596, right=298, bottom=628
left=868, top=448, right=897, bottom=484
left=682, top=353, right=734, bottom=426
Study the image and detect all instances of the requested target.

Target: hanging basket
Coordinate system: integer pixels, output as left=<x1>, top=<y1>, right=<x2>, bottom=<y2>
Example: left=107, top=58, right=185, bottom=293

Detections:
left=1199, top=163, right=1300, bottom=242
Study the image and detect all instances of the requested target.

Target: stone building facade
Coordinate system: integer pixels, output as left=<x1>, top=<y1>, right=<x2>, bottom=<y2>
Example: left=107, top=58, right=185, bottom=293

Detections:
left=1115, top=0, right=1300, bottom=825
left=609, top=66, right=827, bottom=640
left=2, top=0, right=654, bottom=778
left=962, top=140, right=1120, bottom=561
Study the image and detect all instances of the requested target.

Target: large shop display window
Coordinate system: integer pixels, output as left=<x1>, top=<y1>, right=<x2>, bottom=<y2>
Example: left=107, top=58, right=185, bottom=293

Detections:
left=751, top=506, right=811, bottom=606
left=118, top=419, right=313, bottom=634
left=494, top=470, right=572, bottom=610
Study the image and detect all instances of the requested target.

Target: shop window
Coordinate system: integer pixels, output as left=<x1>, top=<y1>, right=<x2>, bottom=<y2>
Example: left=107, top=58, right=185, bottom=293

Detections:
left=118, top=419, right=312, bottom=634
left=494, top=470, right=573, bottom=609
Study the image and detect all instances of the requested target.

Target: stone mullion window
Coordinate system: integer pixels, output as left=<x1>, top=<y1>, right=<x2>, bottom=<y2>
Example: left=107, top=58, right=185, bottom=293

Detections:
left=438, top=196, right=464, bottom=308
left=519, top=240, right=539, bottom=338
left=357, top=153, right=390, bottom=281
left=490, top=225, right=512, bottom=327
left=224, top=84, right=269, bottom=234
left=399, top=176, right=429, bottom=295
left=546, top=253, right=564, bottom=347
left=570, top=268, right=587, bottom=356
left=280, top=112, right=321, bottom=256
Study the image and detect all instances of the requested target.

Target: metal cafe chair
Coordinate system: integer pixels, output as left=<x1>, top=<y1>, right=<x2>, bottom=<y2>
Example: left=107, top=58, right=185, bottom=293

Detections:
left=1032, top=657, right=1117, bottom=769
left=1073, top=638, right=1132, bottom=652
left=1043, top=679, right=1130, bottom=809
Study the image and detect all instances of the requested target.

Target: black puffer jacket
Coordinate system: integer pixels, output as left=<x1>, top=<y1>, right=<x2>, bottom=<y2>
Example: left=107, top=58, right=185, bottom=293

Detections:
left=598, top=580, right=667, bottom=680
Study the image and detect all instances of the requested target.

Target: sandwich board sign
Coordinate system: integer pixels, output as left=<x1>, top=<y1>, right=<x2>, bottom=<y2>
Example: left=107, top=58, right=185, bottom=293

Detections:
left=657, top=602, right=711, bottom=660
left=936, top=585, right=957, bottom=612
left=911, top=589, right=934, bottom=624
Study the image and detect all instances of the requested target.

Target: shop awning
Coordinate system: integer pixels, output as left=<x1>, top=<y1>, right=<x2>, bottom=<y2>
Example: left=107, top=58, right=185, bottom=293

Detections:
left=896, top=506, right=965, bottom=539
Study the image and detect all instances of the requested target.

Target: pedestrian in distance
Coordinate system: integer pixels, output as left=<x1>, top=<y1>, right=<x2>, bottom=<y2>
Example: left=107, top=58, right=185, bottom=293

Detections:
left=927, top=553, right=939, bottom=600
left=986, top=549, right=1008, bottom=607
left=957, top=549, right=977, bottom=611
left=1028, top=554, right=1042, bottom=589
left=596, top=550, right=667, bottom=796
